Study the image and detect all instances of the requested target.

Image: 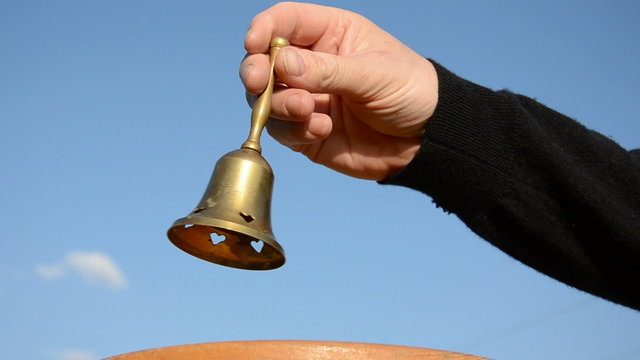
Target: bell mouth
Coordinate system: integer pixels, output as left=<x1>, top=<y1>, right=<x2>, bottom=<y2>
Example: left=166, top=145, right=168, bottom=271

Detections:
left=167, top=220, right=285, bottom=271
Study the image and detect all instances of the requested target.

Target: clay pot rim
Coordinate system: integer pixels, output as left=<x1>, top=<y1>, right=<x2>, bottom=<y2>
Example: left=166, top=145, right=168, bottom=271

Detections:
left=107, top=339, right=487, bottom=360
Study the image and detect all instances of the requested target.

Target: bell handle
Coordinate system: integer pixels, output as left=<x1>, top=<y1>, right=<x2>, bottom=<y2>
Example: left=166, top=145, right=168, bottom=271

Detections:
left=241, top=37, right=290, bottom=153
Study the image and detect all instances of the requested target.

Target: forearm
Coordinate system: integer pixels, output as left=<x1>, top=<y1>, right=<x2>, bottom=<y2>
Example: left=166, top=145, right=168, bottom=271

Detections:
left=383, top=62, right=640, bottom=310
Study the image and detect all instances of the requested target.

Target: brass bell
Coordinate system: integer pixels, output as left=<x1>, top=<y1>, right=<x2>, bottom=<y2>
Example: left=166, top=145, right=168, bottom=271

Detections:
left=167, top=37, right=289, bottom=270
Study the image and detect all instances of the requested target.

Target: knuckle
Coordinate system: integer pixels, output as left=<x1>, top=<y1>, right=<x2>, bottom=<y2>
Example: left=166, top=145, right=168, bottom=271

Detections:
left=314, top=53, right=340, bottom=90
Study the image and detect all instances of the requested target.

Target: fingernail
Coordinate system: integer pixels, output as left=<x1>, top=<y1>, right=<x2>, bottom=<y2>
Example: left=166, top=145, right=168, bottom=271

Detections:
left=282, top=48, right=305, bottom=76
left=240, top=64, right=253, bottom=83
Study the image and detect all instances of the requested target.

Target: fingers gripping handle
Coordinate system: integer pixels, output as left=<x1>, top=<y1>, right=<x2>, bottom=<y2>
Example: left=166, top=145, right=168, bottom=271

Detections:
left=242, top=37, right=290, bottom=153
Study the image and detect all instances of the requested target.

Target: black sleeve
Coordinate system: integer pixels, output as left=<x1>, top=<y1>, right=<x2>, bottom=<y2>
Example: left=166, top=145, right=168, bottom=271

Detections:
left=381, top=62, right=640, bottom=310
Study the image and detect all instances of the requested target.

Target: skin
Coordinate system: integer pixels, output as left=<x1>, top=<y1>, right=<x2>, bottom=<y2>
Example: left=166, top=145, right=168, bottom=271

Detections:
left=240, top=2, right=439, bottom=181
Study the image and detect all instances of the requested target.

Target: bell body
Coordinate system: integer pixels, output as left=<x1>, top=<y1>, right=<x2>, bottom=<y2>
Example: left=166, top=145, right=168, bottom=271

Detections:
left=167, top=148, right=284, bottom=270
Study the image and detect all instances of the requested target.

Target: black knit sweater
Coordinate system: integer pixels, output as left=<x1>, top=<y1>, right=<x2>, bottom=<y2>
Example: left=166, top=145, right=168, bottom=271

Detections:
left=382, top=62, right=640, bottom=310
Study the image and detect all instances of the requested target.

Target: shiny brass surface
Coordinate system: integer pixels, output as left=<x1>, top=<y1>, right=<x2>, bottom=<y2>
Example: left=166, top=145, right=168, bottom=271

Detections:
left=167, top=37, right=289, bottom=270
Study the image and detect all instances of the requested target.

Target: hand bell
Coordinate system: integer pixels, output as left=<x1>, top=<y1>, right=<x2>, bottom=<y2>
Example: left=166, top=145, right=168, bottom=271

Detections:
left=167, top=37, right=289, bottom=270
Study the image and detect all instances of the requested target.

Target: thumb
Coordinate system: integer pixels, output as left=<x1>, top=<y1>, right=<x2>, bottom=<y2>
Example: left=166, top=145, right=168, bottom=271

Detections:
left=276, top=46, right=384, bottom=99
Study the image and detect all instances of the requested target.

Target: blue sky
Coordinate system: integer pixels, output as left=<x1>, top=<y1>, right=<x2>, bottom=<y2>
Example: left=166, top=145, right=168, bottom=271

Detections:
left=1, top=1, right=639, bottom=359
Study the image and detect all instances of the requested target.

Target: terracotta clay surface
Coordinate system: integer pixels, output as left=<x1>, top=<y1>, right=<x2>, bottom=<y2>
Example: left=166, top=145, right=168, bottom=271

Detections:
left=106, top=340, right=487, bottom=360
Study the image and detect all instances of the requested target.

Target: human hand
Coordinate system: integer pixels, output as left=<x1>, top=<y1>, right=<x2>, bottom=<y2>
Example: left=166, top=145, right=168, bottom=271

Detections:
left=240, top=2, right=438, bottom=180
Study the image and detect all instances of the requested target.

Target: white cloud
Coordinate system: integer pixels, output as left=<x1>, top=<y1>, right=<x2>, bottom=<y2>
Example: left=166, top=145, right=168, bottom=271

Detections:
left=36, top=251, right=128, bottom=290
left=47, top=349, right=99, bottom=360
left=60, top=350, right=99, bottom=360
left=66, top=251, right=128, bottom=290
left=36, top=264, right=67, bottom=279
